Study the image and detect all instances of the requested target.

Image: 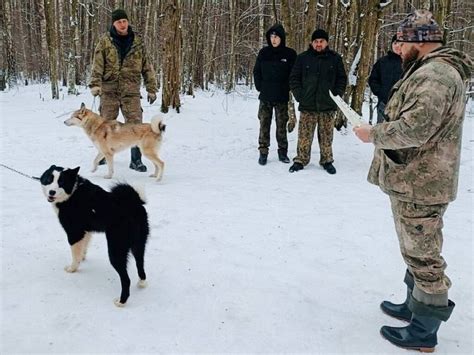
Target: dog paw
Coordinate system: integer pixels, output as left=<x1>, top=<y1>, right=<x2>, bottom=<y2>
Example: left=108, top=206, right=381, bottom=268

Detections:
left=114, top=299, right=126, bottom=307
left=104, top=174, right=112, bottom=179
left=149, top=174, right=157, bottom=178
left=64, top=265, right=78, bottom=273
left=91, top=167, right=97, bottom=173
left=137, top=279, right=147, bottom=288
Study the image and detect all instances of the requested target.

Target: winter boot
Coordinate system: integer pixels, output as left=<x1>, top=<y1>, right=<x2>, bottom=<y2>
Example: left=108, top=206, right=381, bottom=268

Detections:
left=278, top=151, right=290, bottom=163
left=381, top=290, right=455, bottom=353
left=258, top=153, right=268, bottom=166
left=129, top=147, right=147, bottom=172
left=322, top=162, right=336, bottom=174
left=289, top=162, right=304, bottom=173
left=381, top=270, right=414, bottom=322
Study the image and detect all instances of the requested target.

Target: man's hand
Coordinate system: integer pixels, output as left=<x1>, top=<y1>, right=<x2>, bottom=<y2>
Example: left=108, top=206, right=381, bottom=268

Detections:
left=353, top=123, right=373, bottom=143
left=90, top=86, right=101, bottom=97
left=147, top=93, right=157, bottom=104
left=287, top=117, right=296, bottom=133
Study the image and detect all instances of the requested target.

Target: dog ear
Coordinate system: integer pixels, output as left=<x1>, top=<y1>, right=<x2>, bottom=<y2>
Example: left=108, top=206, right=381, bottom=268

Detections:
left=65, top=166, right=80, bottom=178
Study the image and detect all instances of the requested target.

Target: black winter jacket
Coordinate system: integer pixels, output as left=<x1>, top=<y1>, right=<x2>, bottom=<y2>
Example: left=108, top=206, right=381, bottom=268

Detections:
left=290, top=46, right=347, bottom=112
left=368, top=51, right=402, bottom=104
left=253, top=24, right=297, bottom=103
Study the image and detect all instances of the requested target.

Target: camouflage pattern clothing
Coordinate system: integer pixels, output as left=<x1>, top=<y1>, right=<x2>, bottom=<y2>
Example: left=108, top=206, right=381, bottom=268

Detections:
left=258, top=101, right=289, bottom=155
left=368, top=47, right=472, bottom=204
left=89, top=28, right=157, bottom=122
left=390, top=197, right=450, bottom=294
left=368, top=47, right=472, bottom=295
left=293, top=111, right=335, bottom=166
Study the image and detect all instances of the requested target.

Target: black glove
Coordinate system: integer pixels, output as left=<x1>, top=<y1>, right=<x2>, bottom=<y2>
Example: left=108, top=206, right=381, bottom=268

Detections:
left=147, top=93, right=157, bottom=104
left=334, top=114, right=347, bottom=131
left=287, top=118, right=296, bottom=133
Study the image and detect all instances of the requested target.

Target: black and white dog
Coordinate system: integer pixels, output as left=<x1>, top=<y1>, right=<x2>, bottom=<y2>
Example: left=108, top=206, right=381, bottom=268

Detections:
left=40, top=165, right=149, bottom=307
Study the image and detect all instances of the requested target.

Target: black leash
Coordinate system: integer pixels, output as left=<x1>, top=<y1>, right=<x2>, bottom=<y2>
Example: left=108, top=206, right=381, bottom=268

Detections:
left=0, top=163, right=40, bottom=181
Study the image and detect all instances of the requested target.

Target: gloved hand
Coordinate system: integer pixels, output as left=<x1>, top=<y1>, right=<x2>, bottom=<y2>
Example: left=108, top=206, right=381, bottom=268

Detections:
left=287, top=117, right=296, bottom=133
left=334, top=114, right=347, bottom=131
left=90, top=86, right=101, bottom=97
left=147, top=93, right=157, bottom=104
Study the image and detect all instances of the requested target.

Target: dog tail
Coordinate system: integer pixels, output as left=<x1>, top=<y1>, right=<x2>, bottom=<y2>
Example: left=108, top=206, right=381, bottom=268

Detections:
left=111, top=183, right=146, bottom=206
left=150, top=116, right=166, bottom=134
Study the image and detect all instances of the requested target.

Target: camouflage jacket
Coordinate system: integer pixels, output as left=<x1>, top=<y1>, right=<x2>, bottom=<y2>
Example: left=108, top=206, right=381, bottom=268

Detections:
left=89, top=30, right=157, bottom=97
left=367, top=47, right=472, bottom=204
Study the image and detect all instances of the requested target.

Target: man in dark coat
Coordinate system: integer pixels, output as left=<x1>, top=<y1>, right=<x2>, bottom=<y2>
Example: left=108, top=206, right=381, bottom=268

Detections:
left=288, top=29, right=347, bottom=174
left=253, top=24, right=297, bottom=165
left=368, top=35, right=402, bottom=123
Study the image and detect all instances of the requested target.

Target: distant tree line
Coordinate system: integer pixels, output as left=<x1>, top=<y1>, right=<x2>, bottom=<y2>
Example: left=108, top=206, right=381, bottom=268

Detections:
left=0, top=0, right=472, bottom=113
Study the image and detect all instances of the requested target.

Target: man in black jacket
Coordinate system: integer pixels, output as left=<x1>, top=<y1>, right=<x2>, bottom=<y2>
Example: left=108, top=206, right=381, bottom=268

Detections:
left=288, top=29, right=347, bottom=174
left=368, top=35, right=402, bottom=123
left=253, top=24, right=297, bottom=165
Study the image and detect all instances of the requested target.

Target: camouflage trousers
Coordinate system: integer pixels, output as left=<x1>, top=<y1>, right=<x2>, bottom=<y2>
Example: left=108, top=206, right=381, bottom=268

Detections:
left=258, top=101, right=289, bottom=155
left=293, top=111, right=335, bottom=166
left=390, top=197, right=451, bottom=295
left=100, top=93, right=143, bottom=122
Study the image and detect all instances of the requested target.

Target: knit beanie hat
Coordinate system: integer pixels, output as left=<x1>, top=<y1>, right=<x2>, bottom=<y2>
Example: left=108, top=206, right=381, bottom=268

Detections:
left=112, top=9, right=128, bottom=23
left=391, top=34, right=398, bottom=44
left=311, top=29, right=329, bottom=41
left=397, top=10, right=443, bottom=43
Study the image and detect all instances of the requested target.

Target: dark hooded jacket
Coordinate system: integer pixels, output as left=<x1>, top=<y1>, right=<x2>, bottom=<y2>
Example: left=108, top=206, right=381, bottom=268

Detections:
left=289, top=46, right=347, bottom=112
left=368, top=50, right=402, bottom=105
left=253, top=24, right=297, bottom=103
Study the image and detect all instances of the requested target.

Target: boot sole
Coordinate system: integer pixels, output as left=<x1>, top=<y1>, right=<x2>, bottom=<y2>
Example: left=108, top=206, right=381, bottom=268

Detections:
left=379, top=329, right=435, bottom=353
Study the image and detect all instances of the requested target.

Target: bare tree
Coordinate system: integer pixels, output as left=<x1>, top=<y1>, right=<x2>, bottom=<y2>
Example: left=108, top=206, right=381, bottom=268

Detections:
left=161, top=0, right=182, bottom=113
left=44, top=0, right=59, bottom=99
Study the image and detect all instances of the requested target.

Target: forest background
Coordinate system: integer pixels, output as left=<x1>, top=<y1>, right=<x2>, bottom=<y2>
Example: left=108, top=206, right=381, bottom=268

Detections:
left=1, top=0, right=472, bottom=114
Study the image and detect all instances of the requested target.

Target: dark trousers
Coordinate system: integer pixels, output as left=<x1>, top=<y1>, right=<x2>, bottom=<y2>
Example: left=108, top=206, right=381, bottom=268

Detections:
left=258, top=101, right=289, bottom=155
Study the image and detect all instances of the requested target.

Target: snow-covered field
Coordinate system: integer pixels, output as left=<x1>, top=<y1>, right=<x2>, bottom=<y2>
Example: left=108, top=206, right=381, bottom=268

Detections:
left=1, top=84, right=472, bottom=354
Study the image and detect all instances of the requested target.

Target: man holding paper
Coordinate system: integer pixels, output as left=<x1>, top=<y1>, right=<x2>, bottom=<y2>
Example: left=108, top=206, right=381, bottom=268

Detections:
left=353, top=10, right=472, bottom=352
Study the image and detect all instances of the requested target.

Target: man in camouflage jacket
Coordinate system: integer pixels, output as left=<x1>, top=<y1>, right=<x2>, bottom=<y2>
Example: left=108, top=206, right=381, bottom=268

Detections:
left=89, top=9, right=157, bottom=172
left=354, top=10, right=472, bottom=352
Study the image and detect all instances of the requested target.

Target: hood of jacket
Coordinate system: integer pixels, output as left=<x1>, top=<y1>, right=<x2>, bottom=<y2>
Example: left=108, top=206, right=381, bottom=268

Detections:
left=422, top=46, right=472, bottom=81
left=266, top=24, right=286, bottom=48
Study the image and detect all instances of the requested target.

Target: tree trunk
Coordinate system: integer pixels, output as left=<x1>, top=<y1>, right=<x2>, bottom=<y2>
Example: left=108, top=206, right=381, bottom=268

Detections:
left=226, top=0, right=237, bottom=93
left=2, top=0, right=17, bottom=88
left=161, top=0, right=182, bottom=113
left=351, top=0, right=384, bottom=113
left=44, top=0, right=59, bottom=99
left=304, top=0, right=317, bottom=45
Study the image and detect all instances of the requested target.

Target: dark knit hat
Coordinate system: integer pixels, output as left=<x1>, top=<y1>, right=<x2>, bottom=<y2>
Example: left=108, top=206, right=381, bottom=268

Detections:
left=391, top=34, right=398, bottom=44
left=311, top=29, right=329, bottom=41
left=397, top=10, right=443, bottom=43
left=112, top=9, right=128, bottom=23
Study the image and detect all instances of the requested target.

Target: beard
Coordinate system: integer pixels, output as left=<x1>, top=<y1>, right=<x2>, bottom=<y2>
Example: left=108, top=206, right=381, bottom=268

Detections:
left=402, top=46, right=420, bottom=71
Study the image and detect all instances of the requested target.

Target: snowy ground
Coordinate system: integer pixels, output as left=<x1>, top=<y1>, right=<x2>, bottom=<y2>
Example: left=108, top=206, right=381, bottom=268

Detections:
left=0, top=84, right=472, bottom=354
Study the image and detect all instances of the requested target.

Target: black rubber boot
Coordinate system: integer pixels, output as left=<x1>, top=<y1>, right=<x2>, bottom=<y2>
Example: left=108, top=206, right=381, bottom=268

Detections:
left=278, top=151, right=290, bottom=163
left=322, top=162, right=336, bottom=174
left=381, top=294, right=455, bottom=353
left=380, top=270, right=414, bottom=322
left=258, top=153, right=268, bottom=166
left=289, top=162, right=303, bottom=173
left=129, top=147, right=147, bottom=172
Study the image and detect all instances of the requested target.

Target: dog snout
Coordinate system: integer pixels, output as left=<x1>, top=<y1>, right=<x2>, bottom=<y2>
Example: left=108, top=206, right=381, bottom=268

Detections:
left=49, top=190, right=56, bottom=196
